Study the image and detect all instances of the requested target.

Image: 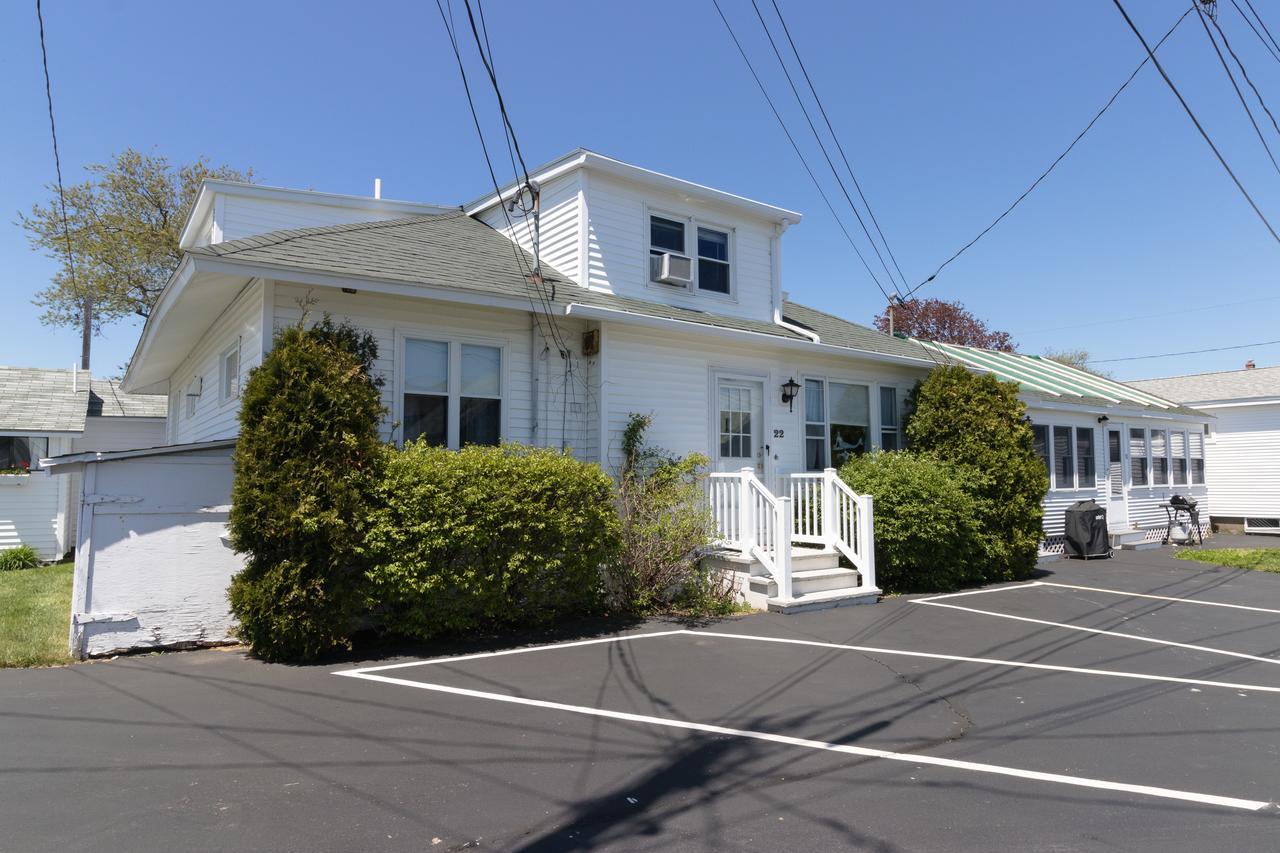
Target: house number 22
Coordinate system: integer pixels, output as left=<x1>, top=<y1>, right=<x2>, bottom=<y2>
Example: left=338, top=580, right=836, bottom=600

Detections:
left=773, top=429, right=785, bottom=438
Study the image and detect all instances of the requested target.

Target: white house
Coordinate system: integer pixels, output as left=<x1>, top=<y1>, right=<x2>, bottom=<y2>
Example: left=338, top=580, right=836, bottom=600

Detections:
left=44, top=148, right=1209, bottom=649
left=0, top=367, right=166, bottom=560
left=1130, top=364, right=1280, bottom=535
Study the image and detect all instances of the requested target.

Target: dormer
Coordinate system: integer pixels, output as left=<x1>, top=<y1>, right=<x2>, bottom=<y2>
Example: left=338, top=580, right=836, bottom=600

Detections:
left=465, top=149, right=801, bottom=324
left=179, top=180, right=454, bottom=250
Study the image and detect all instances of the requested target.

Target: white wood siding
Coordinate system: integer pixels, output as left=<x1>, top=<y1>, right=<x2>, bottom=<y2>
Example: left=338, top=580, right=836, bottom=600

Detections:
left=167, top=279, right=267, bottom=444
left=583, top=172, right=778, bottom=323
left=65, top=416, right=169, bottom=547
left=1204, top=403, right=1280, bottom=519
left=273, top=284, right=599, bottom=459
left=0, top=436, right=74, bottom=560
left=217, top=195, right=407, bottom=243
left=476, top=172, right=583, bottom=285
left=602, top=323, right=924, bottom=484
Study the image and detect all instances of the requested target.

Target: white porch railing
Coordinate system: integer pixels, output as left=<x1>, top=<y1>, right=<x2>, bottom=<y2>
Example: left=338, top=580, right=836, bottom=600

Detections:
left=708, top=467, right=877, bottom=600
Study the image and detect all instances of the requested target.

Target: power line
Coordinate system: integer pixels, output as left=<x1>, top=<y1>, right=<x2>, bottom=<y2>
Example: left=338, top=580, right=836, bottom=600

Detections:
left=1090, top=337, right=1280, bottom=363
left=1194, top=1, right=1280, bottom=178
left=1241, top=0, right=1280, bottom=56
left=1023, top=293, right=1280, bottom=334
left=35, top=0, right=90, bottom=371
left=1229, top=0, right=1280, bottom=64
left=907, top=6, right=1193, bottom=298
left=1206, top=6, right=1280, bottom=143
left=1110, top=0, right=1280, bottom=245
left=748, top=0, right=907, bottom=297
left=767, top=0, right=910, bottom=294
left=709, top=0, right=894, bottom=305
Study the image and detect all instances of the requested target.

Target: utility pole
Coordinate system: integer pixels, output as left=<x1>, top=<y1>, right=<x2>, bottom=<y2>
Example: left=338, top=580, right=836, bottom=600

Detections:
left=80, top=295, right=91, bottom=370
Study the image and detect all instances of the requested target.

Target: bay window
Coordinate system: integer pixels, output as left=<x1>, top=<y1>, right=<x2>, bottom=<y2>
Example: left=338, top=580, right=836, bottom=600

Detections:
left=402, top=337, right=502, bottom=448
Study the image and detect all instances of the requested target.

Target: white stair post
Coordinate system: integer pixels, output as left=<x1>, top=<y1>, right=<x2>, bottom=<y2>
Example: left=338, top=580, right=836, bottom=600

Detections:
left=738, top=467, right=755, bottom=557
left=859, top=494, right=877, bottom=591
left=821, top=468, right=838, bottom=551
left=775, top=495, right=794, bottom=600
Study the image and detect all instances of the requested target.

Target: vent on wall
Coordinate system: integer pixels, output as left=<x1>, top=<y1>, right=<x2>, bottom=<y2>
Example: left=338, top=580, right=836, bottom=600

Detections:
left=1245, top=517, right=1280, bottom=534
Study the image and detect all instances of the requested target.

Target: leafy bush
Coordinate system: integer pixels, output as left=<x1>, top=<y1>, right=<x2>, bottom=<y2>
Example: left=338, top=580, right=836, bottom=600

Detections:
left=0, top=545, right=41, bottom=572
left=904, top=366, right=1047, bottom=583
left=839, top=452, right=983, bottom=593
left=608, top=414, right=722, bottom=615
left=364, top=442, right=618, bottom=639
left=227, top=316, right=386, bottom=662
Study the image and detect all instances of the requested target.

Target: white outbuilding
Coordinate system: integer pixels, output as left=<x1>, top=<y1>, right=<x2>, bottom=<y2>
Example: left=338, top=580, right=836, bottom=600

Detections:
left=1130, top=364, right=1280, bottom=535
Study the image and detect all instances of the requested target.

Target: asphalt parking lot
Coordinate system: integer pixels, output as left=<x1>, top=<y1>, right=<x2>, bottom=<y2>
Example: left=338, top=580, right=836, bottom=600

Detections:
left=3, top=542, right=1280, bottom=852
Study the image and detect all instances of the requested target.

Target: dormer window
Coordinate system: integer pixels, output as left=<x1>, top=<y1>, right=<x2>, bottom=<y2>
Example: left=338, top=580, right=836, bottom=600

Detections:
left=697, top=227, right=730, bottom=294
left=648, top=212, right=732, bottom=296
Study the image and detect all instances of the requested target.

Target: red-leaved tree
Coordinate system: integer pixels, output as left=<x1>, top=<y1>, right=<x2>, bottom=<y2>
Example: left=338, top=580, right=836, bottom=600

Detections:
left=873, top=298, right=1015, bottom=352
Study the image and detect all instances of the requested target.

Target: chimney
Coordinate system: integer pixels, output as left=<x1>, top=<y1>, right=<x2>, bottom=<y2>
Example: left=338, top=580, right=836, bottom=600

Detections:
left=1246, top=360, right=1256, bottom=369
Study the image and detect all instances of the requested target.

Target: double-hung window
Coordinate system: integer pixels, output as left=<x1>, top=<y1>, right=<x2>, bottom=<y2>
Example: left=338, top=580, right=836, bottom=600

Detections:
left=403, top=338, right=503, bottom=448
left=1032, top=425, right=1051, bottom=478
left=220, top=342, right=241, bottom=402
left=1076, top=427, right=1096, bottom=489
left=803, top=378, right=869, bottom=469
left=1189, top=431, right=1205, bottom=484
left=648, top=213, right=732, bottom=296
left=1171, top=430, right=1188, bottom=486
left=1129, top=428, right=1148, bottom=486
left=879, top=387, right=900, bottom=450
left=1053, top=426, right=1075, bottom=489
left=0, top=436, right=48, bottom=473
left=1149, top=429, right=1169, bottom=485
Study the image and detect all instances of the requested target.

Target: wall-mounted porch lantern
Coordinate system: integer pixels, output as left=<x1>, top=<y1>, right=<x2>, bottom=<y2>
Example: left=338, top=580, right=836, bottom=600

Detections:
left=1097, top=415, right=1109, bottom=424
left=781, top=377, right=801, bottom=412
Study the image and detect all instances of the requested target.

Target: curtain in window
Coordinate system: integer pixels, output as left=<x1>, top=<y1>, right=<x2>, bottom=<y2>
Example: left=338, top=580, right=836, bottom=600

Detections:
left=804, top=379, right=826, bottom=471
left=1150, top=429, right=1168, bottom=485
left=1171, top=431, right=1187, bottom=486
left=828, top=382, right=869, bottom=467
left=880, top=387, right=899, bottom=450
left=1190, top=432, right=1205, bottom=484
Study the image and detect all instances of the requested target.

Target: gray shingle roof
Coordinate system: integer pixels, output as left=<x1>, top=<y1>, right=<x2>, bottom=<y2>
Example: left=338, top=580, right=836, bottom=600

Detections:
left=0, top=367, right=165, bottom=433
left=187, top=212, right=935, bottom=363
left=1128, top=365, right=1280, bottom=404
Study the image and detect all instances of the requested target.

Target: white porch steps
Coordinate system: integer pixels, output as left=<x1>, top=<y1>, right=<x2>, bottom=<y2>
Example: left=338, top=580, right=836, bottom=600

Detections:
left=704, top=548, right=879, bottom=613
left=1110, top=528, right=1161, bottom=551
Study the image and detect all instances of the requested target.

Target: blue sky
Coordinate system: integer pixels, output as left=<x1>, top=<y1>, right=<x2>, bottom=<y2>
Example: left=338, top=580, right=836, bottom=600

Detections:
left=1, top=0, right=1278, bottom=380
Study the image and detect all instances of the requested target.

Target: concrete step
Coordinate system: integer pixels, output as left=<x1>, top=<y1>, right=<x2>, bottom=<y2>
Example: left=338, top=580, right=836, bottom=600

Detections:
left=1120, top=540, right=1163, bottom=551
left=767, top=587, right=881, bottom=614
left=1109, top=529, right=1147, bottom=547
left=749, top=566, right=860, bottom=597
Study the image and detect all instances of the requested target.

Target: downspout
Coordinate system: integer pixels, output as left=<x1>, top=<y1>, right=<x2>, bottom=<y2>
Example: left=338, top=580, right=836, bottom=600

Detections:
left=530, top=319, right=540, bottom=447
left=770, top=220, right=820, bottom=343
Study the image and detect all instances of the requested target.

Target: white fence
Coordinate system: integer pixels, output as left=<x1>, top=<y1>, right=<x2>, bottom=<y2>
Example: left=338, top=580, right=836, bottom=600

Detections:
left=709, top=467, right=876, bottom=600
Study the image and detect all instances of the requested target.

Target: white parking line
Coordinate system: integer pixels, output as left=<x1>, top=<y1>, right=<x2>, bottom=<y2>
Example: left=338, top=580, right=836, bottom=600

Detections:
left=913, top=582, right=1043, bottom=602
left=1035, top=581, right=1280, bottom=616
left=914, top=600, right=1280, bottom=666
left=345, top=630, right=687, bottom=674
left=336, top=667, right=1272, bottom=812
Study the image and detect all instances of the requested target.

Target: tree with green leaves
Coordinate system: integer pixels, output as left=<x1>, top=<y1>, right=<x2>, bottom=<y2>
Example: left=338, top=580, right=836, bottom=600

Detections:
left=18, top=148, right=252, bottom=369
left=905, top=365, right=1048, bottom=583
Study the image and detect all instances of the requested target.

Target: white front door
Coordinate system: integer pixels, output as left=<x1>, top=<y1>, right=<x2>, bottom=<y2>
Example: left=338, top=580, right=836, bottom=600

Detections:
left=1106, top=426, right=1129, bottom=529
left=714, top=379, right=765, bottom=476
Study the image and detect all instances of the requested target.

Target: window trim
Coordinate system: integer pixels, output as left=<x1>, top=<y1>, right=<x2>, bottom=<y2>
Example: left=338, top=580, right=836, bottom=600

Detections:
left=395, top=331, right=508, bottom=449
left=644, top=205, right=737, bottom=301
left=1036, top=423, right=1099, bottom=492
left=802, top=375, right=896, bottom=470
left=219, top=341, right=241, bottom=403
left=0, top=435, right=49, bottom=474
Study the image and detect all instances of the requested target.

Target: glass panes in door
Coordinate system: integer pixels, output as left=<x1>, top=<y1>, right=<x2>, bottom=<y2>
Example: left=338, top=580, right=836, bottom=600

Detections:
left=719, top=384, right=754, bottom=459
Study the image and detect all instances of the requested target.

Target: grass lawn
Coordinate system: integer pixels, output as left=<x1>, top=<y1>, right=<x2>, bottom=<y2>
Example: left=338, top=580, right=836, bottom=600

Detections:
left=1176, top=548, right=1280, bottom=574
left=0, top=561, right=74, bottom=667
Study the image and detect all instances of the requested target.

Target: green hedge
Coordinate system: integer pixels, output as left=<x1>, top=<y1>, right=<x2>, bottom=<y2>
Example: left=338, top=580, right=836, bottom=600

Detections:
left=840, top=452, right=984, bottom=593
left=364, top=442, right=619, bottom=639
left=227, top=317, right=386, bottom=662
left=905, top=365, right=1047, bottom=583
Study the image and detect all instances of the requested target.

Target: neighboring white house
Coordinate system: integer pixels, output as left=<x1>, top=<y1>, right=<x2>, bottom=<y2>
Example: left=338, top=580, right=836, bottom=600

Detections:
left=39, top=147, right=1204, bottom=645
left=0, top=367, right=167, bottom=560
left=1130, top=364, right=1280, bottom=534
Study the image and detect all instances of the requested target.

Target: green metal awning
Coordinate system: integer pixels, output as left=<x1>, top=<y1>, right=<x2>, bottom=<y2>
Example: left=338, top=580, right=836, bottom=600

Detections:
left=921, top=341, right=1182, bottom=411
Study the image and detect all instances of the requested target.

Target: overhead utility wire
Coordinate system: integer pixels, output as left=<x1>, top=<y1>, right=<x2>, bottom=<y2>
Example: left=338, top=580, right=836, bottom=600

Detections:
left=1205, top=7, right=1280, bottom=143
left=1110, top=0, right=1280, bottom=245
left=906, top=7, right=1194, bottom=298
left=748, top=0, right=907, bottom=297
left=1090, top=337, right=1280, bottom=363
left=767, top=0, right=910, bottom=295
left=1241, top=0, right=1280, bottom=56
left=35, top=0, right=89, bottom=370
left=1195, top=1, right=1280, bottom=178
left=1229, top=0, right=1280, bottom=63
left=433, top=0, right=563, bottom=357
left=709, top=0, right=894, bottom=304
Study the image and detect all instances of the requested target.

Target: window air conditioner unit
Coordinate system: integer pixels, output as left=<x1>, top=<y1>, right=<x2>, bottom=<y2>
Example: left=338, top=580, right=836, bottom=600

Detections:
left=651, top=252, right=693, bottom=286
